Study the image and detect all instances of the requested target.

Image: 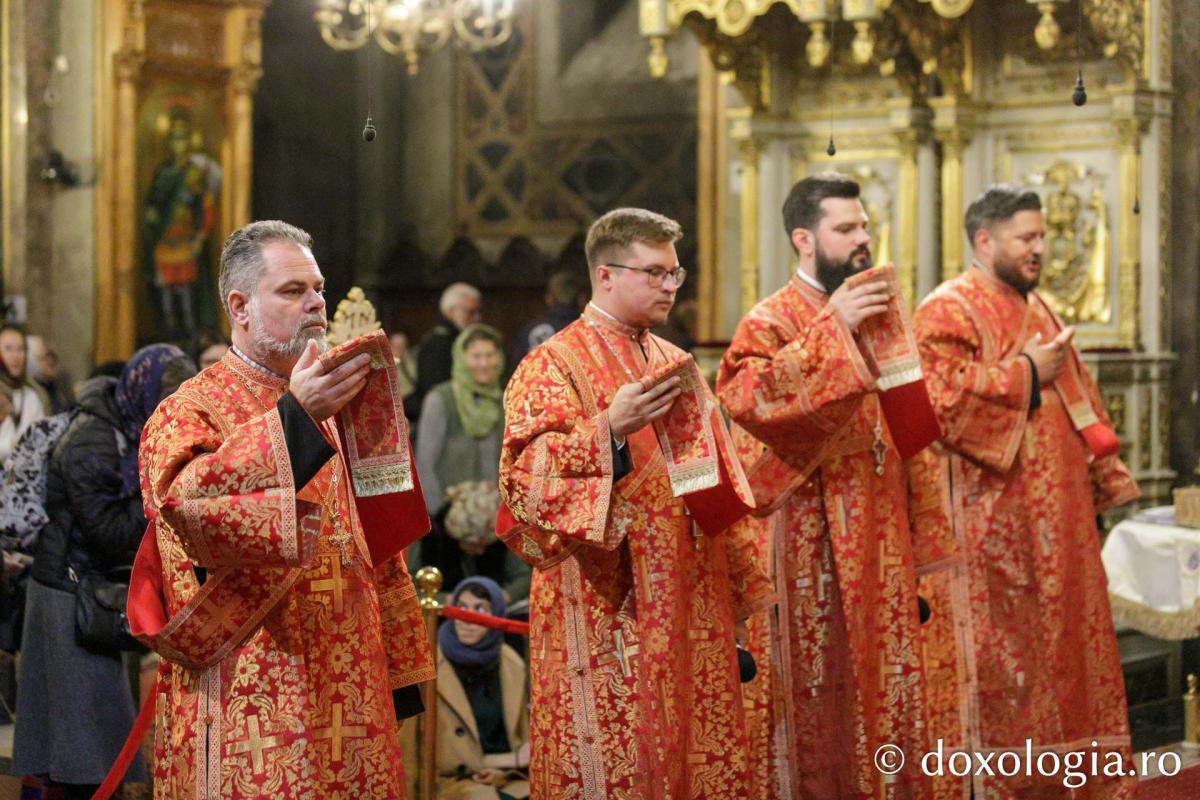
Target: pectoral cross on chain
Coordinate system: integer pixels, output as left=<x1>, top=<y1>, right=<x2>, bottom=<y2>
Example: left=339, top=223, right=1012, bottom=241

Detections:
left=872, top=423, right=887, bottom=476
left=326, top=455, right=353, bottom=566
left=329, top=517, right=353, bottom=567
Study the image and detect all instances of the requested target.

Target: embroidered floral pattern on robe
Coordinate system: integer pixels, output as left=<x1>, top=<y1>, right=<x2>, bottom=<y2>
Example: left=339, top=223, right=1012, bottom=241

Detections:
left=913, top=267, right=1138, bottom=800
left=717, top=276, right=955, bottom=800
left=499, top=308, right=772, bottom=800
left=139, top=352, right=433, bottom=799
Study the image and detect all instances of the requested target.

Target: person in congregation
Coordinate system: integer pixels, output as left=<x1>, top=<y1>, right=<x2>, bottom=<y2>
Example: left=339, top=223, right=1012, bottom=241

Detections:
left=193, top=330, right=230, bottom=370
left=414, top=323, right=529, bottom=601
left=434, top=576, right=530, bottom=800
left=12, top=344, right=195, bottom=799
left=27, top=336, right=73, bottom=414
left=509, top=270, right=587, bottom=368
left=405, top=282, right=483, bottom=420
left=913, top=184, right=1139, bottom=799
left=716, top=172, right=952, bottom=799
left=498, top=207, right=772, bottom=798
left=390, top=330, right=418, bottom=399
left=0, top=324, right=46, bottom=463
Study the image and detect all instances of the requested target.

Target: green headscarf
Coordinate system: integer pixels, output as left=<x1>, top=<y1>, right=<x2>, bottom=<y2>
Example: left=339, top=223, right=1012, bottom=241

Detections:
left=451, top=324, right=504, bottom=439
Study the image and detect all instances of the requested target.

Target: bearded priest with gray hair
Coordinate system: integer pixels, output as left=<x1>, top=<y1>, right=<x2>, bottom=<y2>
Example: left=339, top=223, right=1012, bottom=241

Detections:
left=131, top=220, right=432, bottom=799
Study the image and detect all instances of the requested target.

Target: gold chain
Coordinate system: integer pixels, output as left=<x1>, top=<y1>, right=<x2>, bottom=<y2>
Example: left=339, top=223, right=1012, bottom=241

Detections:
left=585, top=318, right=640, bottom=383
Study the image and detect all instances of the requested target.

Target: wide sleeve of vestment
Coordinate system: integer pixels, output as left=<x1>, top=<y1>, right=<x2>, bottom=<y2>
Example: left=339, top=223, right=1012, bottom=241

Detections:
left=140, top=390, right=328, bottom=570
left=717, top=302, right=874, bottom=475
left=498, top=343, right=623, bottom=551
left=913, top=292, right=1033, bottom=473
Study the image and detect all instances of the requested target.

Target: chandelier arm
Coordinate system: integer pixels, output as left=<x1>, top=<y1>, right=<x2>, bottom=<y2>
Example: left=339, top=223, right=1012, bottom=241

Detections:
left=318, top=0, right=514, bottom=63
left=319, top=24, right=373, bottom=51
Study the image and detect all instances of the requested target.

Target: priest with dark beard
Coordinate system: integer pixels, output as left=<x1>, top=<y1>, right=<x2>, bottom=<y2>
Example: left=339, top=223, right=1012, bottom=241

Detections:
left=716, top=172, right=952, bottom=799
left=911, top=185, right=1137, bottom=799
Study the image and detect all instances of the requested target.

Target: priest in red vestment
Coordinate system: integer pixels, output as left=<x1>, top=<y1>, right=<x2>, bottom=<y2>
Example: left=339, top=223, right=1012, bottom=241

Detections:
left=913, top=185, right=1138, bottom=799
left=716, top=172, right=954, bottom=800
left=134, top=221, right=433, bottom=799
left=498, top=208, right=773, bottom=799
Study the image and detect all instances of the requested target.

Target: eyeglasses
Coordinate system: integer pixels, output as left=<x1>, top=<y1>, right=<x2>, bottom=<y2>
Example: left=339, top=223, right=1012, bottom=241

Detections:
left=605, top=263, right=687, bottom=288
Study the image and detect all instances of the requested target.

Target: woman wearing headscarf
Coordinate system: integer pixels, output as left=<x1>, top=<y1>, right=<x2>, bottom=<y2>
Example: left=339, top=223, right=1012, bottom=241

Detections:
left=0, top=324, right=45, bottom=463
left=414, top=324, right=530, bottom=601
left=13, top=344, right=196, bottom=799
left=435, top=576, right=529, bottom=800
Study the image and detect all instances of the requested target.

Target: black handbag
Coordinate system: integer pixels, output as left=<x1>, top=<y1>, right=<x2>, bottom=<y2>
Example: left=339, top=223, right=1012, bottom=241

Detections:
left=71, top=566, right=141, bottom=652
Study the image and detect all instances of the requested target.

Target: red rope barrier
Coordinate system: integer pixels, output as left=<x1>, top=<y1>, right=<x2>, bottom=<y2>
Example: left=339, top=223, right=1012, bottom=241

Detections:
left=92, top=665, right=161, bottom=800
left=440, top=604, right=530, bottom=635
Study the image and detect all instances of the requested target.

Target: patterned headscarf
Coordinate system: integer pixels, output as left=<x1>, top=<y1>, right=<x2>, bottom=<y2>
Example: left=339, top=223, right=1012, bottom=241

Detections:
left=438, top=576, right=506, bottom=667
left=450, top=324, right=504, bottom=440
left=114, top=344, right=190, bottom=494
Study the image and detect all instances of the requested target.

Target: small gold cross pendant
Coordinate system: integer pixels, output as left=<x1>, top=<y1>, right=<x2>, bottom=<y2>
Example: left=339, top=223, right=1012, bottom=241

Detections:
left=872, top=427, right=887, bottom=476
left=329, top=523, right=353, bottom=566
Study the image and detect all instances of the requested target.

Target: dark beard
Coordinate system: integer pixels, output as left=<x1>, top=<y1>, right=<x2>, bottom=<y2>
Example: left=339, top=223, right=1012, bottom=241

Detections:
left=993, top=255, right=1039, bottom=295
left=815, top=244, right=872, bottom=292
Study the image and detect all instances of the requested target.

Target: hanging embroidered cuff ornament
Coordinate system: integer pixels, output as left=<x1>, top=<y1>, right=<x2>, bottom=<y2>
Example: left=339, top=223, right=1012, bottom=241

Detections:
left=843, top=264, right=942, bottom=460
left=319, top=329, right=430, bottom=564
left=643, top=354, right=756, bottom=536
left=496, top=351, right=757, bottom=549
left=1028, top=296, right=1121, bottom=460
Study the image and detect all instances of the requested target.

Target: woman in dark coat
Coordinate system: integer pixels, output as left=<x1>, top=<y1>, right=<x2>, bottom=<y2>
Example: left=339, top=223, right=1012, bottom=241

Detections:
left=13, top=344, right=195, bottom=798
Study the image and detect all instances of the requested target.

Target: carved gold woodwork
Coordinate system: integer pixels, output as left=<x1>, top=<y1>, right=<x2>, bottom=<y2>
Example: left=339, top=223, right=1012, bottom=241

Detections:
left=1032, top=2, right=1065, bottom=50
left=696, top=52, right=727, bottom=341
left=1105, top=391, right=1127, bottom=436
left=95, top=0, right=268, bottom=360
left=1025, top=160, right=1112, bottom=325
left=1085, top=0, right=1145, bottom=78
left=642, top=0, right=973, bottom=108
left=932, top=95, right=974, bottom=280
left=735, top=136, right=762, bottom=314
left=838, top=163, right=894, bottom=270
left=327, top=287, right=382, bottom=347
left=1114, top=111, right=1148, bottom=348
left=645, top=0, right=1147, bottom=109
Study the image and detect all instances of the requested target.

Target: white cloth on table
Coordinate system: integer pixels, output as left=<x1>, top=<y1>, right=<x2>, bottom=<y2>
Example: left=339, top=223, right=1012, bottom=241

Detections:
left=1101, top=506, right=1200, bottom=639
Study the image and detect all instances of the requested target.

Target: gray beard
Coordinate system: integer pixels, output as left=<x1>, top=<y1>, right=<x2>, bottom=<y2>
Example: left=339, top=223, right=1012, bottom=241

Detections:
left=248, top=300, right=327, bottom=364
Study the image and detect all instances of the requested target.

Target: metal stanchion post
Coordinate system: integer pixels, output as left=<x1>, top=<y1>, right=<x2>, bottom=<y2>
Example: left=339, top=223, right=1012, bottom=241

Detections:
left=414, top=566, right=443, bottom=800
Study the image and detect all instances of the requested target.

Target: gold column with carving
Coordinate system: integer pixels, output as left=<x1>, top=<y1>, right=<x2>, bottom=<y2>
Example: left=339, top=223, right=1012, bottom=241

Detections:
left=224, top=5, right=265, bottom=235
left=1115, top=113, right=1147, bottom=350
left=896, top=137, right=920, bottom=304
left=931, top=92, right=973, bottom=282
left=696, top=51, right=725, bottom=342
left=104, top=2, right=146, bottom=361
left=930, top=91, right=976, bottom=282
left=95, top=0, right=268, bottom=361
left=1, top=0, right=25, bottom=298
left=736, top=136, right=762, bottom=315
left=890, top=102, right=928, bottom=304
left=938, top=130, right=967, bottom=280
